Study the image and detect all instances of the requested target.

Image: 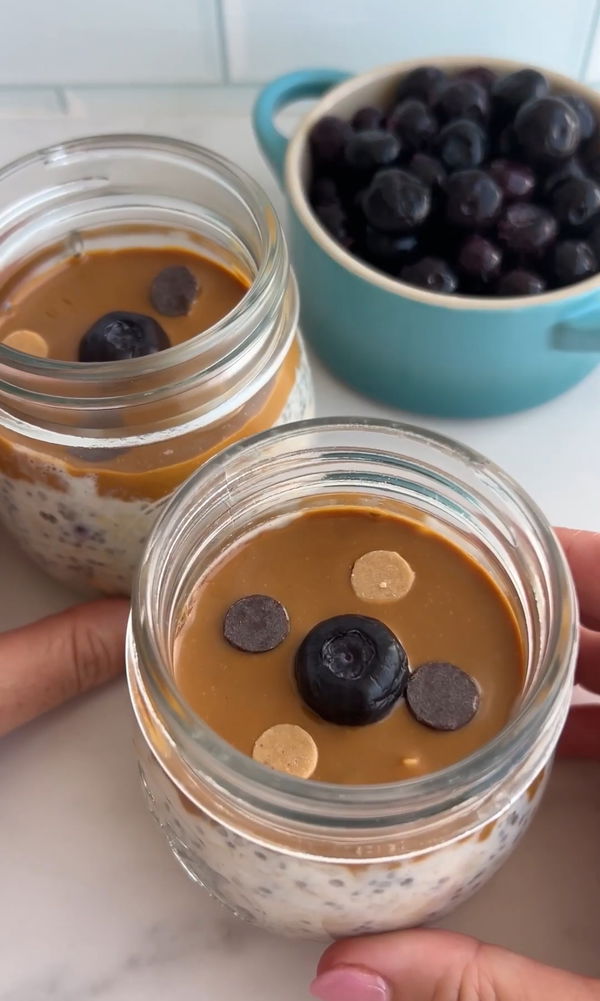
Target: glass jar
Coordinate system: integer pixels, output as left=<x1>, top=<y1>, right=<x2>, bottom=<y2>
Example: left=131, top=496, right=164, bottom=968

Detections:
left=127, top=419, right=577, bottom=939
left=0, top=134, right=312, bottom=595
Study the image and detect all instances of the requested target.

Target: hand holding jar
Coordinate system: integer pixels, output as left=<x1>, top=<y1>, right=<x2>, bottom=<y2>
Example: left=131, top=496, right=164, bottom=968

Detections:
left=0, top=529, right=597, bottom=1001
left=311, top=527, right=600, bottom=1001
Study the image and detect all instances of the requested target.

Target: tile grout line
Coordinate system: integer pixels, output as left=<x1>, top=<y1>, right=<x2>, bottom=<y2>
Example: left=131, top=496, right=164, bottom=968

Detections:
left=214, top=0, right=230, bottom=84
left=55, top=87, right=69, bottom=115
left=579, top=0, right=600, bottom=79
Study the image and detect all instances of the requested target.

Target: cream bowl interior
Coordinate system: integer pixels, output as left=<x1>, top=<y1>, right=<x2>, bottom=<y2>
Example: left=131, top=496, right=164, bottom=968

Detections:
left=285, top=56, right=600, bottom=310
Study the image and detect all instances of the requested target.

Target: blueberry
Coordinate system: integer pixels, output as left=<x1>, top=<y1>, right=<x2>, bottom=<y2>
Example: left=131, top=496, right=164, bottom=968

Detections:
left=79, top=311, right=170, bottom=362
left=552, top=177, right=600, bottom=233
left=387, top=99, right=437, bottom=152
left=542, top=158, right=586, bottom=199
left=552, top=239, right=598, bottom=286
left=435, top=79, right=489, bottom=124
left=563, top=95, right=597, bottom=142
left=493, top=124, right=518, bottom=159
left=497, top=202, right=558, bottom=256
left=588, top=219, right=600, bottom=260
left=396, top=66, right=447, bottom=106
left=400, top=257, right=458, bottom=293
left=344, top=129, right=401, bottom=172
left=445, top=169, right=503, bottom=230
left=457, top=234, right=503, bottom=289
left=457, top=66, right=497, bottom=92
left=435, top=119, right=487, bottom=171
left=586, top=154, right=600, bottom=184
left=492, top=69, right=549, bottom=119
left=363, top=228, right=419, bottom=266
left=310, top=176, right=339, bottom=206
left=294, top=614, right=409, bottom=726
left=352, top=106, right=384, bottom=131
left=408, top=152, right=447, bottom=188
left=361, top=169, right=431, bottom=232
left=314, top=202, right=351, bottom=245
left=514, top=97, right=581, bottom=165
left=309, top=116, right=353, bottom=167
left=496, top=268, right=546, bottom=295
left=489, top=159, right=536, bottom=201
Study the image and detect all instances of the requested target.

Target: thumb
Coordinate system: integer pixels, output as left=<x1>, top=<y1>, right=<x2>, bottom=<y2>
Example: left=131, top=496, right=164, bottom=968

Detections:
left=0, top=599, right=129, bottom=736
left=311, top=928, right=600, bottom=1001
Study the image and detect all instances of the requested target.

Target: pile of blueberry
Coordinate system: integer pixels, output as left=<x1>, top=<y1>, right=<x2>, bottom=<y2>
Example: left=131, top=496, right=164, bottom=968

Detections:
left=307, top=65, right=600, bottom=296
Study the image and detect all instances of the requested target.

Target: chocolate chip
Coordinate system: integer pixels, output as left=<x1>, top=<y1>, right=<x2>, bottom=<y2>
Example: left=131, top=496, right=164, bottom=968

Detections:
left=406, top=661, right=480, bottom=731
left=223, top=594, right=289, bottom=652
left=150, top=265, right=199, bottom=317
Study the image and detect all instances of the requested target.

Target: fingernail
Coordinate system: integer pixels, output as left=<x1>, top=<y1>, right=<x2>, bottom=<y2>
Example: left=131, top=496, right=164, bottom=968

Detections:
left=310, top=965, right=391, bottom=1001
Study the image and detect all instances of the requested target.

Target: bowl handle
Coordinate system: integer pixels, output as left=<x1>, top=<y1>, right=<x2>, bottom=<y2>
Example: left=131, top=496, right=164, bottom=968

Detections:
left=253, top=69, right=350, bottom=183
left=553, top=304, right=600, bottom=351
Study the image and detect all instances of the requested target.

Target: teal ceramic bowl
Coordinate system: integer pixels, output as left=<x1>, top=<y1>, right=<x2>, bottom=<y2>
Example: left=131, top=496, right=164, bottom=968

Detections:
left=254, top=57, right=600, bottom=417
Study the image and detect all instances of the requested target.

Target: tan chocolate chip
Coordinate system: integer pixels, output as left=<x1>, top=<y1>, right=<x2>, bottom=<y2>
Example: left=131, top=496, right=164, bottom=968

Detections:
left=252, top=723, right=318, bottom=779
left=351, top=550, right=415, bottom=603
left=2, top=329, right=48, bottom=358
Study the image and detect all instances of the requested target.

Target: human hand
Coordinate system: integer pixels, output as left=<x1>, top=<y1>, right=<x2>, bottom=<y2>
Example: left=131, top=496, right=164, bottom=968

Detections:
left=311, top=527, right=600, bottom=1001
left=0, top=599, right=129, bottom=737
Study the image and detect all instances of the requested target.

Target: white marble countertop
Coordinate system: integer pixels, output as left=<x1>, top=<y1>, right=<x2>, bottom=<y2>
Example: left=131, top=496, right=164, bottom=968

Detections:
left=1, top=97, right=599, bottom=1000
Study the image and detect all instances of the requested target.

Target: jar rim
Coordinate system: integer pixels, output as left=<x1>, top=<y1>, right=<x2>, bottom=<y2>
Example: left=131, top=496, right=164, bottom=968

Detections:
left=129, top=418, right=577, bottom=829
left=0, top=133, right=285, bottom=386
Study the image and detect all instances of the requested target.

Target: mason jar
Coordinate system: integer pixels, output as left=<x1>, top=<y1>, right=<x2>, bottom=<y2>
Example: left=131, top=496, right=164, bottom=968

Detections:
left=0, top=135, right=313, bottom=595
left=127, top=419, right=577, bottom=939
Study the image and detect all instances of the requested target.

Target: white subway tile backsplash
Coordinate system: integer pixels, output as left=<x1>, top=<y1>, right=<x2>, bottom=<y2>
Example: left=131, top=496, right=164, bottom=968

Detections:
left=223, top=0, right=598, bottom=83
left=65, top=85, right=258, bottom=118
left=583, top=11, right=600, bottom=80
left=0, top=0, right=222, bottom=85
left=0, top=88, right=64, bottom=117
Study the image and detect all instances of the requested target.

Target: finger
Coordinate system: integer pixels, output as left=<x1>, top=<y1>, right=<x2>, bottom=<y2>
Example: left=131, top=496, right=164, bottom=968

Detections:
left=576, top=626, right=600, bottom=693
left=559, top=704, right=600, bottom=760
left=0, top=599, right=129, bottom=737
left=312, top=928, right=600, bottom=1001
left=555, top=528, right=600, bottom=631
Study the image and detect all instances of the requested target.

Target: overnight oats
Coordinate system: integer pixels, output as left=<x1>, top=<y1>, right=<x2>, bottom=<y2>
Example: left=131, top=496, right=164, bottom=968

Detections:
left=127, top=419, right=577, bottom=939
left=0, top=135, right=312, bottom=594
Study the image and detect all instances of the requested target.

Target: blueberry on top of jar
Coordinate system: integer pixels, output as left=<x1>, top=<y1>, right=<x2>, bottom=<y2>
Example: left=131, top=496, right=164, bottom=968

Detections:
left=294, top=614, right=409, bottom=726
left=79, top=311, right=170, bottom=362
